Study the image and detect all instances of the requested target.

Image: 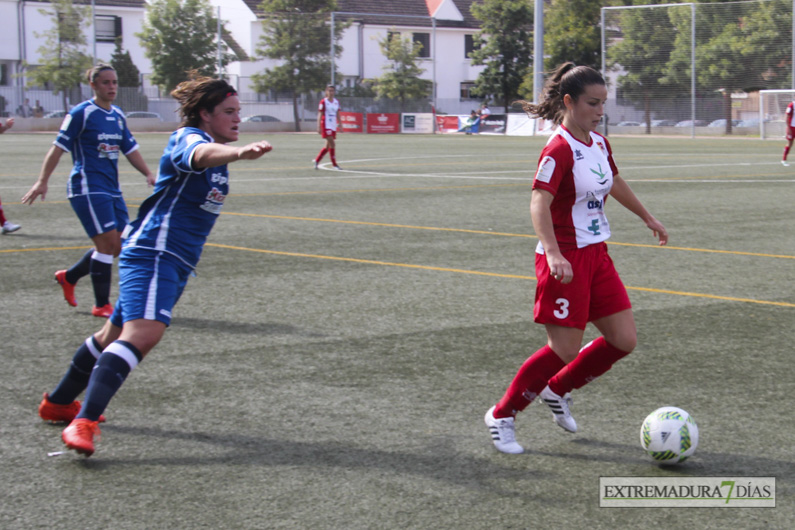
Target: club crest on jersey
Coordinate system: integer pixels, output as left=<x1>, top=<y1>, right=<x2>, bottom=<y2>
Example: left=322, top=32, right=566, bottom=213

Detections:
left=535, top=155, right=556, bottom=183
left=590, top=163, right=609, bottom=185
left=596, top=141, right=606, bottom=155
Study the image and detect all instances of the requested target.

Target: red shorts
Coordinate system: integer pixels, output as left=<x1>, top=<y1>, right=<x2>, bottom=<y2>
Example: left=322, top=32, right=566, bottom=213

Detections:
left=321, top=129, right=337, bottom=139
left=534, top=242, right=631, bottom=330
left=787, top=126, right=795, bottom=142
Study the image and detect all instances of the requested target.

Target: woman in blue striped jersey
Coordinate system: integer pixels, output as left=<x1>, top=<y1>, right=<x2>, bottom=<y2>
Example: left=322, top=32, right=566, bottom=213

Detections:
left=37, top=75, right=273, bottom=456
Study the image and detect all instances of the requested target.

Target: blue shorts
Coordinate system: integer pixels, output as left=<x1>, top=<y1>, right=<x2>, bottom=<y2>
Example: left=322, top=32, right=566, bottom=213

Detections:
left=69, top=193, right=128, bottom=238
left=110, top=249, right=192, bottom=327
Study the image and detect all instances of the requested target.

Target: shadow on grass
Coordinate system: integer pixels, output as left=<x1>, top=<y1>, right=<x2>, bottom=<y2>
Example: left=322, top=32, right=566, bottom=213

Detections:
left=74, top=424, right=563, bottom=501
left=172, top=317, right=328, bottom=338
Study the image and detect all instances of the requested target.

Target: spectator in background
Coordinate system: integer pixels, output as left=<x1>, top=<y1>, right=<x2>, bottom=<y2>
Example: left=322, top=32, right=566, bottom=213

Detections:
left=17, top=99, right=33, bottom=118
left=34, top=100, right=44, bottom=118
left=479, top=102, right=491, bottom=119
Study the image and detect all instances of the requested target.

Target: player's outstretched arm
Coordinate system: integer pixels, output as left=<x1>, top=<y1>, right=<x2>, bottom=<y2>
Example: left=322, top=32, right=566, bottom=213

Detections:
left=21, top=145, right=65, bottom=204
left=192, top=140, right=273, bottom=169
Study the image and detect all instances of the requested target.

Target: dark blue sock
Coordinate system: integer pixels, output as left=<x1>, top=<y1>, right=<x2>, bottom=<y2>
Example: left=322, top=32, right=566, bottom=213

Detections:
left=89, top=253, right=113, bottom=307
left=77, top=341, right=142, bottom=422
left=49, top=336, right=102, bottom=404
left=65, top=249, right=94, bottom=285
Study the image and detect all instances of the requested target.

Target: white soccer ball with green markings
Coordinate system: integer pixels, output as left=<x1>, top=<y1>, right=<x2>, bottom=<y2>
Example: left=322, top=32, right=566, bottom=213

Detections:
left=640, top=407, right=698, bottom=464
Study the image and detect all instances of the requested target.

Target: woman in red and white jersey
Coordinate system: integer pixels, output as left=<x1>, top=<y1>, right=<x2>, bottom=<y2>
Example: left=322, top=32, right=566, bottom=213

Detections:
left=782, top=100, right=795, bottom=166
left=484, top=62, right=668, bottom=454
left=314, top=85, right=342, bottom=170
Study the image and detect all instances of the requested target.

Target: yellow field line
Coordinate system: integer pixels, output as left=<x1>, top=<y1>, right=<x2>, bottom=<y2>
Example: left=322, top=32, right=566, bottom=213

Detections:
left=221, top=212, right=795, bottom=260
left=206, top=243, right=795, bottom=308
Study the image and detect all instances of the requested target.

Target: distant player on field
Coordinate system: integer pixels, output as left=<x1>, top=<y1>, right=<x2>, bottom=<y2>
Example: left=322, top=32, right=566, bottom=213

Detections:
left=782, top=100, right=795, bottom=166
left=314, top=85, right=342, bottom=170
left=0, top=118, right=22, bottom=234
left=37, top=75, right=273, bottom=456
left=484, top=63, right=668, bottom=454
left=21, top=64, right=155, bottom=317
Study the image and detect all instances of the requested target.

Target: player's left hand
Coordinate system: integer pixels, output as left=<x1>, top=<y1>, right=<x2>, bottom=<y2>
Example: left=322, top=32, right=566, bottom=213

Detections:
left=237, top=141, right=273, bottom=160
left=646, top=216, right=668, bottom=246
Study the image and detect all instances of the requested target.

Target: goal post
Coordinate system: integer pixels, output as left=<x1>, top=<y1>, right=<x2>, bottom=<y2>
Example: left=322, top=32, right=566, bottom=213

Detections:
left=759, top=89, right=795, bottom=139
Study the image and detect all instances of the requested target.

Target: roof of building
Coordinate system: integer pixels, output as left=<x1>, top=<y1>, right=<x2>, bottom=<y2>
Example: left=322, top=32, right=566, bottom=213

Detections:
left=241, top=0, right=480, bottom=29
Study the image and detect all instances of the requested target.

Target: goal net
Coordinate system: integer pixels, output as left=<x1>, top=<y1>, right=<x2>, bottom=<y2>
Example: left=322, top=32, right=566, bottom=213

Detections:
left=759, top=90, right=795, bottom=139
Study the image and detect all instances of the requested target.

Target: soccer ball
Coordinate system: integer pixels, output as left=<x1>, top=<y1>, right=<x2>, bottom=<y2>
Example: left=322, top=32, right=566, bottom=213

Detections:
left=640, top=407, right=698, bottom=464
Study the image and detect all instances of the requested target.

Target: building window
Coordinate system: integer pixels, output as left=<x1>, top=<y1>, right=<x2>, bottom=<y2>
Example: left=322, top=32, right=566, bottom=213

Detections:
left=460, top=82, right=477, bottom=99
left=95, top=15, right=122, bottom=43
left=0, top=63, right=8, bottom=86
left=465, top=34, right=481, bottom=59
left=413, top=32, right=430, bottom=58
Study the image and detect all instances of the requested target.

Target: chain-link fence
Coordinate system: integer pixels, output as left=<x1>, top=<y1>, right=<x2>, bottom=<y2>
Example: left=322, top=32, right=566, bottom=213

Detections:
left=602, top=0, right=793, bottom=136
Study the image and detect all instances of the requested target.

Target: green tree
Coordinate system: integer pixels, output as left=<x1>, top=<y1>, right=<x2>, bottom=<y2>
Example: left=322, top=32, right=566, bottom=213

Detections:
left=137, top=0, right=231, bottom=92
left=544, top=0, right=602, bottom=71
left=111, top=38, right=149, bottom=112
left=110, top=38, right=141, bottom=87
left=609, top=2, right=681, bottom=134
left=470, top=0, right=534, bottom=112
left=659, top=0, right=792, bottom=134
left=252, top=0, right=347, bottom=131
left=369, top=32, right=432, bottom=111
left=25, top=0, right=93, bottom=112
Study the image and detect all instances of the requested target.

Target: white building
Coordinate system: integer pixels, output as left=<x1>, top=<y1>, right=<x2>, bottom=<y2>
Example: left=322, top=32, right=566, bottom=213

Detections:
left=0, top=0, right=486, bottom=119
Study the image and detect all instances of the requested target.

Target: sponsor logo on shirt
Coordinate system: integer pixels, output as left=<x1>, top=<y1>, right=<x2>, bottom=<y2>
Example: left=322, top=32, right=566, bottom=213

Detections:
left=97, top=132, right=123, bottom=141
left=200, top=187, right=226, bottom=214
left=590, top=163, right=609, bottom=185
left=98, top=143, right=121, bottom=160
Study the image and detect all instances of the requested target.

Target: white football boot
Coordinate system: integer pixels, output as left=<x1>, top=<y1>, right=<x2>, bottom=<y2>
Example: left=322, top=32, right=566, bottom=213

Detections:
left=540, top=385, right=577, bottom=433
left=484, top=406, right=524, bottom=454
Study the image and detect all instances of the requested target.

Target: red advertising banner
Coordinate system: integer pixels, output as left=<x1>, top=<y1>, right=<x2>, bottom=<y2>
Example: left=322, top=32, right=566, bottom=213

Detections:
left=435, top=115, right=460, bottom=133
left=366, top=113, right=400, bottom=134
left=339, top=111, right=363, bottom=133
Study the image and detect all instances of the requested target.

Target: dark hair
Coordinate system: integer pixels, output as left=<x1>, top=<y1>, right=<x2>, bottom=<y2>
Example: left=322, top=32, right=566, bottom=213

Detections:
left=515, top=62, right=605, bottom=124
left=86, top=63, right=116, bottom=84
left=171, top=72, right=238, bottom=128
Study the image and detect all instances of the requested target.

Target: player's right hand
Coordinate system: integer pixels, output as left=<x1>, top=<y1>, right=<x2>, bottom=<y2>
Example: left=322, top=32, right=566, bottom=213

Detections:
left=21, top=182, right=47, bottom=204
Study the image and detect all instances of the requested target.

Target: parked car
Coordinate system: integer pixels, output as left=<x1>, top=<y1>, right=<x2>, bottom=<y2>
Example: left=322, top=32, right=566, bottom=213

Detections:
left=242, top=115, right=281, bottom=123
left=126, top=111, right=162, bottom=120
left=737, top=119, right=759, bottom=128
left=615, top=121, right=641, bottom=126
left=640, top=119, right=677, bottom=127
left=42, top=110, right=67, bottom=119
left=707, top=119, right=741, bottom=128
left=674, top=120, right=708, bottom=127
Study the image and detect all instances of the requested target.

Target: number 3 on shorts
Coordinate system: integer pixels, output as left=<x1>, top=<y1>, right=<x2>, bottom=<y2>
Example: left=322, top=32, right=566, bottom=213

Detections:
left=553, top=298, right=570, bottom=319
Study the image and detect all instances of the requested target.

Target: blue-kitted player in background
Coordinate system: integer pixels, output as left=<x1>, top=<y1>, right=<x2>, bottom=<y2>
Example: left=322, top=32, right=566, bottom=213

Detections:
left=21, top=64, right=155, bottom=317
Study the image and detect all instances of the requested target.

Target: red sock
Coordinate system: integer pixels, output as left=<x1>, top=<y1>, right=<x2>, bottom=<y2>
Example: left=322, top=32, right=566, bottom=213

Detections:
left=330, top=148, right=336, bottom=165
left=316, top=147, right=328, bottom=163
left=0, top=198, right=6, bottom=225
left=784, top=146, right=791, bottom=161
left=493, top=345, right=566, bottom=418
left=547, top=337, right=630, bottom=395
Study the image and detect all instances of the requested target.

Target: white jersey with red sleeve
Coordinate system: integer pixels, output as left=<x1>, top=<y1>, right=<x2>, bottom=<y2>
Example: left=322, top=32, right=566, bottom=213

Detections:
left=319, top=97, right=340, bottom=131
left=532, top=125, right=618, bottom=254
left=787, top=101, right=795, bottom=127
